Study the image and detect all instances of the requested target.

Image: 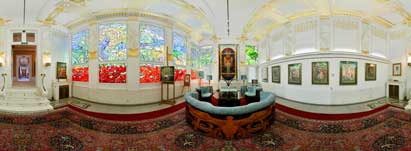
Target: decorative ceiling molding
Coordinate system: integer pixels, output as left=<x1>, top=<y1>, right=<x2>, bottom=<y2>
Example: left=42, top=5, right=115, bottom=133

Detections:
left=0, top=17, right=11, bottom=26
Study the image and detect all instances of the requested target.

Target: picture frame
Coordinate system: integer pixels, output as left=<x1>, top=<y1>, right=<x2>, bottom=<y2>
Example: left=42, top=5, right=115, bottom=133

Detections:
left=272, top=65, right=280, bottom=83
left=56, top=62, right=67, bottom=79
left=340, top=61, right=357, bottom=85
left=218, top=44, right=238, bottom=81
left=262, top=67, right=268, bottom=82
left=392, top=63, right=402, bottom=76
left=184, top=74, right=190, bottom=86
left=365, top=63, right=377, bottom=81
left=288, top=63, right=302, bottom=85
left=312, top=62, right=329, bottom=85
left=161, top=66, right=175, bottom=83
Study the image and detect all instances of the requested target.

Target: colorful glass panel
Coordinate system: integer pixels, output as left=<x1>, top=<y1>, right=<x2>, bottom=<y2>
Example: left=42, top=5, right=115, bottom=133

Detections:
left=98, top=23, right=127, bottom=61
left=72, top=65, right=89, bottom=82
left=174, top=68, right=186, bottom=81
left=72, top=30, right=89, bottom=65
left=191, top=45, right=200, bottom=69
left=140, top=65, right=161, bottom=83
left=200, top=46, right=213, bottom=66
left=139, top=24, right=165, bottom=63
left=191, top=70, right=198, bottom=80
left=172, top=32, right=186, bottom=66
left=245, top=45, right=258, bottom=65
left=99, top=63, right=127, bottom=83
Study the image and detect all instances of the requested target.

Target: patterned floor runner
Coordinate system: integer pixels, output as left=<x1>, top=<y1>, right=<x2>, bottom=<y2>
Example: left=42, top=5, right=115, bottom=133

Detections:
left=0, top=105, right=410, bottom=150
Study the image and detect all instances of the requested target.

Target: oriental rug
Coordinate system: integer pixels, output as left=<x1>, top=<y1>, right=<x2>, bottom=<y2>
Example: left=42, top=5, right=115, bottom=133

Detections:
left=0, top=103, right=410, bottom=150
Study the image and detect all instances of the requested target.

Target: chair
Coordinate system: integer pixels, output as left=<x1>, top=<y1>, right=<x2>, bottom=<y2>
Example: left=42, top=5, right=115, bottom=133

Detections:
left=245, top=86, right=259, bottom=103
left=199, top=86, right=212, bottom=102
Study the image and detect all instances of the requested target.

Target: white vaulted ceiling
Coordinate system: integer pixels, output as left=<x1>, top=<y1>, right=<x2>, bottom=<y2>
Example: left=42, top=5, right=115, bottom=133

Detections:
left=0, top=0, right=410, bottom=42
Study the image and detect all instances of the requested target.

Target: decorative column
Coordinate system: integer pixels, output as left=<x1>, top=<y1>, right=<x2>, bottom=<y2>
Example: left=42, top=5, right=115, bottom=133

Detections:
left=165, top=24, right=173, bottom=66
left=127, top=16, right=139, bottom=90
left=319, top=16, right=331, bottom=52
left=360, top=20, right=370, bottom=55
left=283, top=22, right=294, bottom=56
left=88, top=20, right=98, bottom=90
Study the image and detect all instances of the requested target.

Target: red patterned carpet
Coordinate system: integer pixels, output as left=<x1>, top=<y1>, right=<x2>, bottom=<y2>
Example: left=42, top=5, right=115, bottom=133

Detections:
left=0, top=103, right=410, bottom=150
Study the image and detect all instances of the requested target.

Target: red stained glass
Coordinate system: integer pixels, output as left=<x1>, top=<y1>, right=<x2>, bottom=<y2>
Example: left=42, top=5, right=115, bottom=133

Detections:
left=99, top=63, right=127, bottom=83
left=140, top=66, right=161, bottom=83
left=191, top=70, right=198, bottom=80
left=174, top=69, right=186, bottom=81
left=72, top=66, right=89, bottom=82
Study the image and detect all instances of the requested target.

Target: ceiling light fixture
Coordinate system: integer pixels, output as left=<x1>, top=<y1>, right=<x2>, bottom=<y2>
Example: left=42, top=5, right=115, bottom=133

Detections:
left=226, top=0, right=230, bottom=37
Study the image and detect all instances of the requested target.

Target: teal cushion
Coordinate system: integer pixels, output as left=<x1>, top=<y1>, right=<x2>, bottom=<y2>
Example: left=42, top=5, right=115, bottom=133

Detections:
left=200, top=86, right=210, bottom=94
left=202, top=93, right=212, bottom=98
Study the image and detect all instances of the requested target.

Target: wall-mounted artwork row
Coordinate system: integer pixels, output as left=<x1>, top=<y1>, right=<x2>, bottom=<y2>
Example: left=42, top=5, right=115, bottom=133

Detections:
left=340, top=61, right=357, bottom=85
left=288, top=63, right=302, bottom=85
left=272, top=66, right=280, bottom=83
left=312, top=62, right=329, bottom=85
left=219, top=44, right=238, bottom=81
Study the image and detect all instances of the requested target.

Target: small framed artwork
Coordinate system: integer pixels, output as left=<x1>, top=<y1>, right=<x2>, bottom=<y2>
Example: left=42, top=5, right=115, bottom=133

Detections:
left=392, top=63, right=402, bottom=76
left=184, top=74, right=190, bottom=86
left=340, top=61, right=357, bottom=85
left=272, top=66, right=280, bottom=83
left=56, top=62, right=67, bottom=79
left=252, top=79, right=258, bottom=86
left=365, top=63, right=377, bottom=81
left=288, top=63, right=302, bottom=85
left=312, top=62, right=329, bottom=85
left=262, top=67, right=268, bottom=82
left=161, top=66, right=175, bottom=83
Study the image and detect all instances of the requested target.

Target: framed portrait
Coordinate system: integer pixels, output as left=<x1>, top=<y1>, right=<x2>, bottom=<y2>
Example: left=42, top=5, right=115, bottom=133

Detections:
left=272, top=66, right=280, bottom=83
left=56, top=62, right=67, bottom=79
left=340, top=61, right=357, bottom=85
left=16, top=55, right=32, bottom=81
left=365, top=63, right=377, bottom=81
left=219, top=44, right=238, bottom=81
left=262, top=67, right=268, bottom=82
left=392, top=63, right=402, bottom=76
left=288, top=63, right=302, bottom=85
left=312, top=62, right=329, bottom=85
left=161, top=66, right=175, bottom=83
left=184, top=74, right=190, bottom=86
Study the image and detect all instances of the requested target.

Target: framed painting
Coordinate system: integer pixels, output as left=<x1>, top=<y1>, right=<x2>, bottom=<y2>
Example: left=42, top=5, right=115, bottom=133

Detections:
left=56, top=62, right=67, bottom=79
left=288, top=63, right=302, bottom=85
left=340, top=61, right=357, bottom=85
left=184, top=74, right=190, bottom=86
left=365, top=63, right=377, bottom=81
left=252, top=79, right=258, bottom=86
left=392, top=63, right=401, bottom=76
left=198, top=71, right=204, bottom=79
left=16, top=55, right=32, bottom=81
left=272, top=65, right=280, bottom=83
left=262, top=67, right=268, bottom=82
left=219, top=44, right=238, bottom=81
left=161, top=66, right=175, bottom=83
left=312, top=62, right=329, bottom=85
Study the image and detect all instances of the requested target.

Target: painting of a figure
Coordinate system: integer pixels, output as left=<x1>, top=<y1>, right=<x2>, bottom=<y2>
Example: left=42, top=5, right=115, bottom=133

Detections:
left=288, top=63, right=302, bottom=85
left=312, top=62, right=329, bottom=85
left=57, top=62, right=67, bottom=79
left=392, top=63, right=401, bottom=76
left=272, top=66, right=280, bottom=83
left=365, top=63, right=377, bottom=81
left=16, top=55, right=31, bottom=81
left=219, top=44, right=238, bottom=81
left=340, top=61, right=357, bottom=85
left=262, top=67, right=268, bottom=82
left=161, top=66, right=175, bottom=83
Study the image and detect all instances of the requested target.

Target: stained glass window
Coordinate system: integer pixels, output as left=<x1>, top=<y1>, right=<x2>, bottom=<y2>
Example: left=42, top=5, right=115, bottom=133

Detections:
left=174, top=68, right=186, bottom=81
left=199, top=46, right=213, bottom=66
left=140, top=65, right=161, bottom=83
left=245, top=45, right=258, bottom=65
left=72, top=30, right=89, bottom=82
left=72, top=30, right=89, bottom=65
left=98, top=23, right=127, bottom=61
left=172, top=32, right=186, bottom=66
left=139, top=24, right=165, bottom=63
left=99, top=63, right=127, bottom=83
left=190, top=44, right=200, bottom=69
left=72, top=65, right=89, bottom=82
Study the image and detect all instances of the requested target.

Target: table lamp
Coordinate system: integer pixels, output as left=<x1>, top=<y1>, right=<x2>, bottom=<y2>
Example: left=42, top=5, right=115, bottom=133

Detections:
left=198, top=71, right=204, bottom=86
left=241, top=75, right=247, bottom=86
left=206, top=75, right=212, bottom=85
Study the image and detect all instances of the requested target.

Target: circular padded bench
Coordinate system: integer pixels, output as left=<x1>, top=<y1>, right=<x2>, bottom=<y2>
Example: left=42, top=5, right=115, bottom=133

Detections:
left=185, top=91, right=276, bottom=139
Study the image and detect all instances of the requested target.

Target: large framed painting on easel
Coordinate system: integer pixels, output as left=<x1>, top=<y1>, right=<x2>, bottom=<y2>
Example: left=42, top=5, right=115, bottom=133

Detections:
left=218, top=44, right=238, bottom=81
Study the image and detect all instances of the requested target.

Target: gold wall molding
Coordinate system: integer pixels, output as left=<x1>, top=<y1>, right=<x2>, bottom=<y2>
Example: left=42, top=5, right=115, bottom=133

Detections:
left=128, top=48, right=138, bottom=57
left=89, top=51, right=97, bottom=59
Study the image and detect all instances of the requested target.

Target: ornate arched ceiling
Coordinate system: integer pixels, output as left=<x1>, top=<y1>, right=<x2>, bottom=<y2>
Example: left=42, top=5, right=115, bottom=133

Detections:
left=244, top=0, right=411, bottom=41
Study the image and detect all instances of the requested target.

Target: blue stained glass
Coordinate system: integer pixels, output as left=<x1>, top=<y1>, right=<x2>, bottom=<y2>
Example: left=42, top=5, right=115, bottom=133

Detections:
left=172, top=32, right=186, bottom=66
left=98, top=23, right=127, bottom=61
left=71, top=30, right=89, bottom=65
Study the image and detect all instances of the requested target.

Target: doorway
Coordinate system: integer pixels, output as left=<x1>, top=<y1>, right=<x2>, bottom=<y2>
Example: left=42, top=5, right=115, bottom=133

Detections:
left=12, top=45, right=36, bottom=87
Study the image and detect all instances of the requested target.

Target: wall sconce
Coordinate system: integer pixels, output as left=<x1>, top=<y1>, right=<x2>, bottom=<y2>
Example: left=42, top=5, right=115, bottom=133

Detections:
left=408, top=53, right=411, bottom=67
left=0, top=51, right=5, bottom=67
left=43, top=52, right=51, bottom=67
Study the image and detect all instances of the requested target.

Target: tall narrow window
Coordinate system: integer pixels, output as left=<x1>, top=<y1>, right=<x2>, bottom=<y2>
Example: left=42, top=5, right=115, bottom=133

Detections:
left=190, top=44, right=200, bottom=79
left=139, top=24, right=165, bottom=83
left=172, top=32, right=187, bottom=81
left=98, top=23, right=127, bottom=83
left=71, top=30, right=89, bottom=82
left=245, top=45, right=258, bottom=65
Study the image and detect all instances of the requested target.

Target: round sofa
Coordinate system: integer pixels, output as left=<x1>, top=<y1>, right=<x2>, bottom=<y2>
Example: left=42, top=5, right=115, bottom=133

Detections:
left=185, top=91, right=276, bottom=139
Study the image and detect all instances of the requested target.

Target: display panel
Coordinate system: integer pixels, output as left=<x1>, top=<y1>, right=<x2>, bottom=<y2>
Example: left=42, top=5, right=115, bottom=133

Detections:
left=72, top=65, right=89, bottom=82
left=172, top=32, right=186, bottom=66
left=98, top=23, right=127, bottom=61
left=340, top=61, right=357, bottom=85
left=140, top=65, right=161, bottom=83
left=245, top=45, right=258, bottom=65
left=72, top=30, right=89, bottom=65
left=99, top=63, right=127, bottom=83
left=139, top=24, right=165, bottom=63
left=191, top=70, right=198, bottom=80
left=288, top=63, right=302, bottom=85
left=312, top=62, right=329, bottom=85
left=174, top=68, right=186, bottom=81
